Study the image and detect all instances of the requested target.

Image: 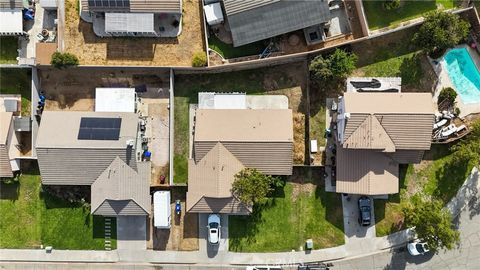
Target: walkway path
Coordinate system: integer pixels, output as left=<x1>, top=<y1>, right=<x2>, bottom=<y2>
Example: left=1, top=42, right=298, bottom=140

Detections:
left=2, top=169, right=477, bottom=266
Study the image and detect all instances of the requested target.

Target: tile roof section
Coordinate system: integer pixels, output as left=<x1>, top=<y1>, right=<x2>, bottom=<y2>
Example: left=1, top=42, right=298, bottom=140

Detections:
left=336, top=147, right=399, bottom=195
left=0, top=112, right=12, bottom=145
left=194, top=109, right=293, bottom=142
left=187, top=143, right=247, bottom=213
left=343, top=114, right=395, bottom=152
left=91, top=157, right=150, bottom=215
left=343, top=92, right=434, bottom=114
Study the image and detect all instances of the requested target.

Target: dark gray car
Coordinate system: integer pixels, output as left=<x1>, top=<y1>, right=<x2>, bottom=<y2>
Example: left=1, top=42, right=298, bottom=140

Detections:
left=358, top=196, right=372, bottom=226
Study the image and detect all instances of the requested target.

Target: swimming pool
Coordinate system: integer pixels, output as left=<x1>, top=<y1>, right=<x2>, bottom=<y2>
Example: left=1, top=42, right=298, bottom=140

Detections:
left=443, top=47, right=480, bottom=104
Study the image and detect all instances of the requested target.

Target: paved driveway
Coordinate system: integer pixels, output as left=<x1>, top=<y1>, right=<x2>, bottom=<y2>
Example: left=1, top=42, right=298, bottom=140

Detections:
left=342, top=194, right=376, bottom=241
left=117, top=216, right=147, bottom=250
left=198, top=214, right=229, bottom=258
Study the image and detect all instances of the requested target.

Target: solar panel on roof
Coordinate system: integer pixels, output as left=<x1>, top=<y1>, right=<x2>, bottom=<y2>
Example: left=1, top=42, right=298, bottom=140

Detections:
left=78, top=117, right=122, bottom=140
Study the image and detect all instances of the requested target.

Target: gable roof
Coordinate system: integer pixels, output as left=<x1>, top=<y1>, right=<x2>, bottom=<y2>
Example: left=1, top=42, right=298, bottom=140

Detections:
left=91, top=157, right=150, bottom=215
left=194, top=109, right=293, bottom=142
left=343, top=114, right=395, bottom=152
left=224, top=0, right=330, bottom=47
left=342, top=93, right=435, bottom=150
left=336, top=147, right=399, bottom=195
left=187, top=143, right=250, bottom=214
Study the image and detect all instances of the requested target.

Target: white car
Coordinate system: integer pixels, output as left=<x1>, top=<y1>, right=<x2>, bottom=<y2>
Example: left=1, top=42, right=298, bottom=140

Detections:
left=207, top=214, right=221, bottom=245
left=407, top=240, right=430, bottom=256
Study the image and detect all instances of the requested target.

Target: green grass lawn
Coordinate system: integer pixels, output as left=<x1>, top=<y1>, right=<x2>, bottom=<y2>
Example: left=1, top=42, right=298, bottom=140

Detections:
left=363, top=0, right=455, bottom=30
left=0, top=164, right=116, bottom=250
left=208, top=36, right=266, bottom=59
left=173, top=65, right=306, bottom=184
left=374, top=145, right=474, bottom=237
left=229, top=175, right=344, bottom=252
left=310, top=106, right=327, bottom=147
left=0, top=68, right=32, bottom=116
left=0, top=36, right=18, bottom=64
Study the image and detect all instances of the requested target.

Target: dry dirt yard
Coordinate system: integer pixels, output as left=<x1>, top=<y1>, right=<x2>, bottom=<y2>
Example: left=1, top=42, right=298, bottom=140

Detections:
left=64, top=0, right=205, bottom=66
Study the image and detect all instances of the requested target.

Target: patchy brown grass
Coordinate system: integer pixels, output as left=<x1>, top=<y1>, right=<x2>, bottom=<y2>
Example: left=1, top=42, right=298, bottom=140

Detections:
left=64, top=0, right=205, bottom=66
left=293, top=113, right=306, bottom=165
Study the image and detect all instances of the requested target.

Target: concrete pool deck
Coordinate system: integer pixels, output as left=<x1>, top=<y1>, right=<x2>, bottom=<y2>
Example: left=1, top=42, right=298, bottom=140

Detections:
left=431, top=45, right=480, bottom=118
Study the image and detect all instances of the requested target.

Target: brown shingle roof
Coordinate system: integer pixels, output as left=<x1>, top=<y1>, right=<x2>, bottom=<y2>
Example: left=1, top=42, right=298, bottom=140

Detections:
left=91, top=157, right=150, bottom=215
left=343, top=92, right=434, bottom=114
left=187, top=143, right=250, bottom=214
left=336, top=147, right=399, bottom=195
left=343, top=114, right=395, bottom=152
left=194, top=109, right=293, bottom=142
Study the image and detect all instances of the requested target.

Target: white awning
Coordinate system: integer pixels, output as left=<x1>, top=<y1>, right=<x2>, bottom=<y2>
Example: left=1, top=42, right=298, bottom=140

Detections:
left=204, top=3, right=223, bottom=26
left=0, top=9, right=23, bottom=35
left=105, top=13, right=155, bottom=34
left=95, top=88, right=136, bottom=113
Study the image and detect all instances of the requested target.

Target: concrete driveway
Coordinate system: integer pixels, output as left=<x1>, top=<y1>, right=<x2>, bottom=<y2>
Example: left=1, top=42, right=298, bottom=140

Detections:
left=117, top=216, right=147, bottom=250
left=198, top=214, right=229, bottom=258
left=342, top=194, right=376, bottom=240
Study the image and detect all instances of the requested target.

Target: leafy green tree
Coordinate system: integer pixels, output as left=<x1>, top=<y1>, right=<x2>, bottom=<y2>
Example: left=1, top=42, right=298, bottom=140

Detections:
left=413, top=11, right=470, bottom=56
left=403, top=196, right=460, bottom=252
left=451, top=120, right=480, bottom=164
left=51, top=52, right=79, bottom=69
left=191, top=51, right=207, bottom=67
left=231, top=168, right=279, bottom=207
left=438, top=87, right=457, bottom=105
left=309, top=49, right=357, bottom=82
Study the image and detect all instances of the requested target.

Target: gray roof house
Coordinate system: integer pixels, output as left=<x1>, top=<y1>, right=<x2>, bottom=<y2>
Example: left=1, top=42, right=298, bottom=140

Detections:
left=223, top=0, right=330, bottom=47
left=81, top=0, right=182, bottom=37
left=335, top=92, right=435, bottom=195
left=187, top=108, right=293, bottom=214
left=36, top=111, right=150, bottom=216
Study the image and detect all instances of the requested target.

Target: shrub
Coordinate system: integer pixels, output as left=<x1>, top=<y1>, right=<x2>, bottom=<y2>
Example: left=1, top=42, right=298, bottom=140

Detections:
left=438, top=87, right=457, bottom=105
left=51, top=52, right=79, bottom=69
left=191, top=51, right=207, bottom=67
left=383, top=0, right=400, bottom=10
left=413, top=11, right=470, bottom=56
left=309, top=49, right=357, bottom=82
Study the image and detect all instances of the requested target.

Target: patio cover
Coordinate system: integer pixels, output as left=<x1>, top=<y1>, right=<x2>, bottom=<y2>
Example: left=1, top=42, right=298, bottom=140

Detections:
left=204, top=2, right=223, bottom=26
left=0, top=9, right=23, bottom=35
left=95, top=88, right=135, bottom=113
left=105, top=13, right=155, bottom=34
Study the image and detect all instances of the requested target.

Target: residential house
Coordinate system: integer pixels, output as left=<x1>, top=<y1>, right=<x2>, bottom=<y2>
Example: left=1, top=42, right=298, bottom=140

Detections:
left=222, top=0, right=331, bottom=47
left=36, top=111, right=150, bottom=217
left=0, top=112, right=14, bottom=177
left=81, top=0, right=182, bottom=37
left=335, top=92, right=435, bottom=195
left=0, top=0, right=23, bottom=36
left=186, top=108, right=293, bottom=214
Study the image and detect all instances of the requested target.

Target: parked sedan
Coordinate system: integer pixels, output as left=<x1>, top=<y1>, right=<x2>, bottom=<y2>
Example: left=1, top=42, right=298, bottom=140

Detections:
left=207, top=214, right=221, bottom=245
left=358, top=196, right=372, bottom=226
left=407, top=240, right=430, bottom=256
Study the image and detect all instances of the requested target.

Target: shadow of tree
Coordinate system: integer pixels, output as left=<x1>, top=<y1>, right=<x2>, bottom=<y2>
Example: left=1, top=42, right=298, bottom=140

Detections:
left=399, top=53, right=424, bottom=86
left=0, top=181, right=19, bottom=201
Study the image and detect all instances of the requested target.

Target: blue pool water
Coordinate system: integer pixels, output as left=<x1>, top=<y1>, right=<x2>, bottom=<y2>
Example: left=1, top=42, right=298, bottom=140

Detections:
left=444, top=47, right=480, bottom=104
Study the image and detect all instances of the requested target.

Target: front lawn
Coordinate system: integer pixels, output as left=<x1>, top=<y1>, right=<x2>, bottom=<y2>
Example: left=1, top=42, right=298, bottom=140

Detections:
left=374, top=145, right=474, bottom=237
left=0, top=162, right=116, bottom=249
left=0, top=36, right=18, bottom=64
left=173, top=63, right=308, bottom=184
left=208, top=36, right=266, bottom=59
left=0, top=68, right=32, bottom=116
left=229, top=167, right=344, bottom=252
left=363, top=0, right=455, bottom=30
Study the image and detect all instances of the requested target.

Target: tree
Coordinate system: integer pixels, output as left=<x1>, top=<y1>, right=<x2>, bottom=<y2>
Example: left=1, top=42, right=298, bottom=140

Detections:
left=383, top=0, right=400, bottom=10
left=231, top=168, right=279, bottom=207
left=438, top=87, right=457, bottom=105
left=191, top=51, right=207, bottom=67
left=51, top=52, right=79, bottom=69
left=309, top=49, right=357, bottom=82
left=403, top=196, right=460, bottom=252
left=413, top=11, right=470, bottom=57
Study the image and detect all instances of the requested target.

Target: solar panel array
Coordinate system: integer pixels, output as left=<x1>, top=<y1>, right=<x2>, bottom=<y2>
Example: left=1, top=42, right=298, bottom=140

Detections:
left=87, top=0, right=129, bottom=9
left=78, top=117, right=122, bottom=141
